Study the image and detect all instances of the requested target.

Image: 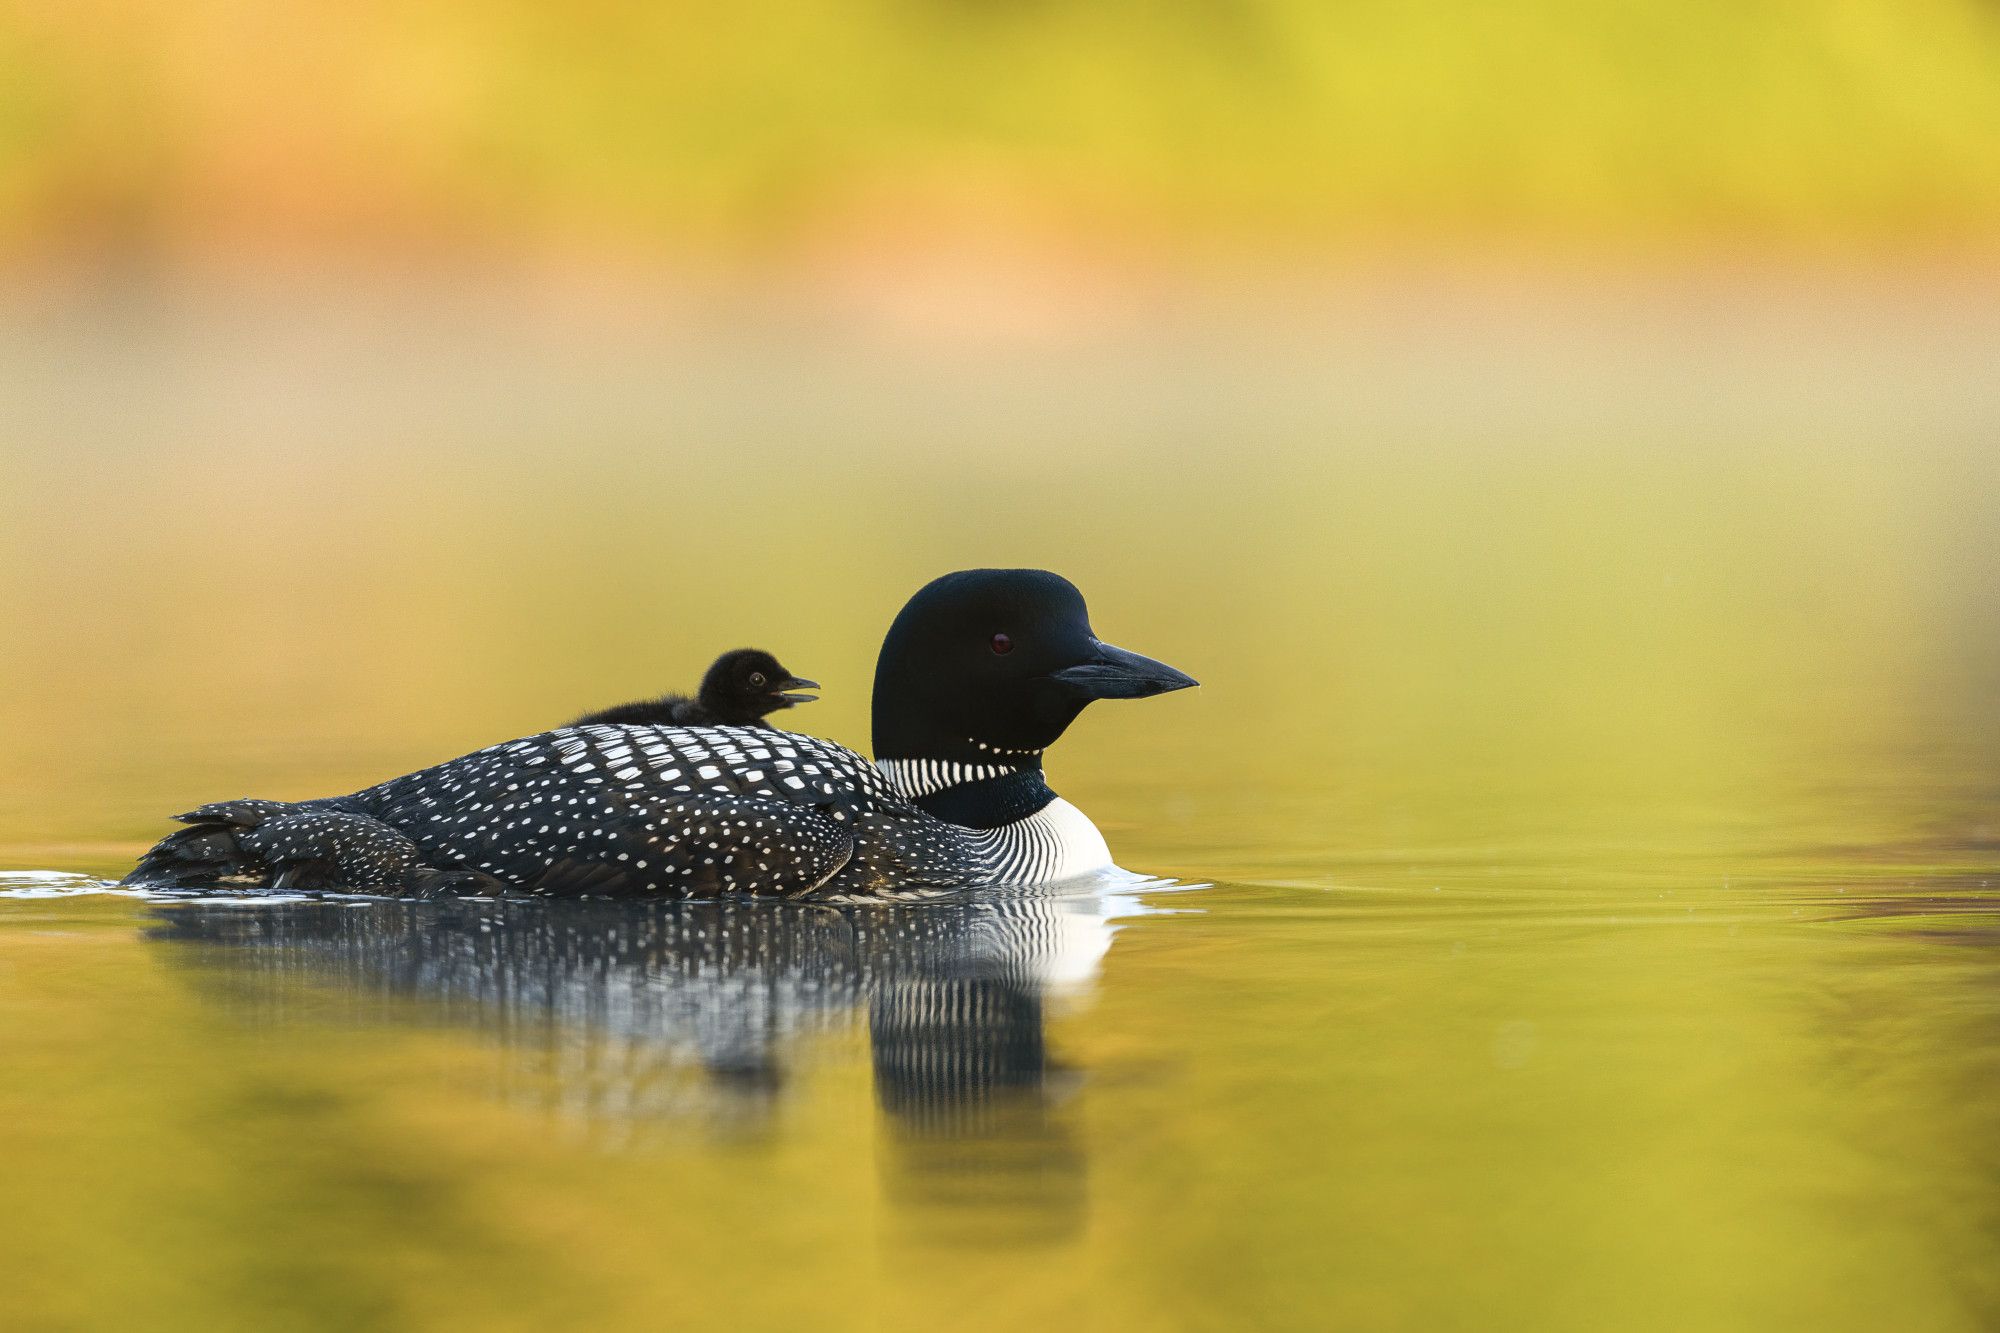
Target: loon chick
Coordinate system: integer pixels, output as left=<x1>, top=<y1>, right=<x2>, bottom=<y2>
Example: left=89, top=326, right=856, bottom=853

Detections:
left=125, top=569, right=1196, bottom=898
left=570, top=649, right=819, bottom=729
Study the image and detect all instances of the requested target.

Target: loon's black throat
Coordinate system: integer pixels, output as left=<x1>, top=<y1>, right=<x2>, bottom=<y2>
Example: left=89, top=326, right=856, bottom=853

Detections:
left=887, top=765, right=1058, bottom=830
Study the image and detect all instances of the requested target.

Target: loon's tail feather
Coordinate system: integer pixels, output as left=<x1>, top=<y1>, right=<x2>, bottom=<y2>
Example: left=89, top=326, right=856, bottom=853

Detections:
left=176, top=799, right=302, bottom=829
left=126, top=800, right=504, bottom=896
left=122, top=798, right=302, bottom=889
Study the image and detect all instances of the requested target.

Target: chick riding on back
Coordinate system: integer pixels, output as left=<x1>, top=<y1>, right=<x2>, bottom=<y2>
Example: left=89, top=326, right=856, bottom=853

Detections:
left=570, top=649, right=819, bottom=729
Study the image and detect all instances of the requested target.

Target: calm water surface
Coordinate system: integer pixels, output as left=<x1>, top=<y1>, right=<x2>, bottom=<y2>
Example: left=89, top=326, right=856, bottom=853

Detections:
left=6, top=816, right=2000, bottom=1331
left=4, top=282, right=2000, bottom=1329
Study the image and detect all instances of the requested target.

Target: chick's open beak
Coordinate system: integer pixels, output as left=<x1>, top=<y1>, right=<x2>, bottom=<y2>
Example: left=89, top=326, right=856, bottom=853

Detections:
left=776, top=677, right=820, bottom=706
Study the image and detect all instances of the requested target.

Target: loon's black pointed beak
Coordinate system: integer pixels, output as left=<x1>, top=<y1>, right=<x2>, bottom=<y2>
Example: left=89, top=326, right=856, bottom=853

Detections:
left=1048, top=640, right=1198, bottom=700
left=777, top=676, right=820, bottom=706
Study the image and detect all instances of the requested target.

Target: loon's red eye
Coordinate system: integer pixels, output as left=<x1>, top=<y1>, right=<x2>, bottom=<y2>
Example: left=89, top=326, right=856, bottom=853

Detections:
left=990, top=632, right=1014, bottom=655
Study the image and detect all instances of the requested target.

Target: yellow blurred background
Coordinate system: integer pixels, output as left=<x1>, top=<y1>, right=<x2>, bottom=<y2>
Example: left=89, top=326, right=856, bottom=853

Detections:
left=3, top=0, right=2000, bottom=873
left=3, top=0, right=1999, bottom=267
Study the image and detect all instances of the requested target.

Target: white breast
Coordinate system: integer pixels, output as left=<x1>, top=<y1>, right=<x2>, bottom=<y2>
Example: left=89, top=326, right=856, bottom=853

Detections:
left=975, top=796, right=1113, bottom=885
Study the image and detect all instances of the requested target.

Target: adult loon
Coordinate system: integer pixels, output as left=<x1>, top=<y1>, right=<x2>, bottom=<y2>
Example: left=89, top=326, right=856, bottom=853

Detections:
left=569, top=649, right=819, bottom=729
left=124, top=569, right=1196, bottom=897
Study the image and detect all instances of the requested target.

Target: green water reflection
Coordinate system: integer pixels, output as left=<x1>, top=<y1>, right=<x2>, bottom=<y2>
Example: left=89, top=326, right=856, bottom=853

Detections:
left=6, top=847, right=2000, bottom=1330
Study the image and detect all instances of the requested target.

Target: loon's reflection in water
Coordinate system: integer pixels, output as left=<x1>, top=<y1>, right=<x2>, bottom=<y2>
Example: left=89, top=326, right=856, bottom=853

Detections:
left=146, top=876, right=1181, bottom=1241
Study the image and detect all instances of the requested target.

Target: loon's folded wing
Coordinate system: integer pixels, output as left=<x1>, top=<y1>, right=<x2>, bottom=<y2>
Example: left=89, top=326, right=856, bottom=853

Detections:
left=519, top=791, right=855, bottom=897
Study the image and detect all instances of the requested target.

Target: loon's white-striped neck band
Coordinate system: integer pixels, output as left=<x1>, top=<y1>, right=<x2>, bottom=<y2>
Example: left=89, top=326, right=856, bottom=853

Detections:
left=876, top=757, right=1022, bottom=801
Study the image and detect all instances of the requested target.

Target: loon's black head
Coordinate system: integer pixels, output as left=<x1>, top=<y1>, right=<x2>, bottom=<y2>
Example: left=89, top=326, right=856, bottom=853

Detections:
left=698, top=649, right=820, bottom=725
left=871, top=569, right=1196, bottom=765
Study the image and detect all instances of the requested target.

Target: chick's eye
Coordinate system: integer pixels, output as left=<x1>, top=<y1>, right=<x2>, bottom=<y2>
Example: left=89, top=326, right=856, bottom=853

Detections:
left=748, top=672, right=766, bottom=688
left=990, top=633, right=1014, bottom=655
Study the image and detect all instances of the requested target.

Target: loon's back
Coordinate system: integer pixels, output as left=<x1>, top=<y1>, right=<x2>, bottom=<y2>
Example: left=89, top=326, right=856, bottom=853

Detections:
left=126, top=724, right=987, bottom=898
left=353, top=724, right=984, bottom=896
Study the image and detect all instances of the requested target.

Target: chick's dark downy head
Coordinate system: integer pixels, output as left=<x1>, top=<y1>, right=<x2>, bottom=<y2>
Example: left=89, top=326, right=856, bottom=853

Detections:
left=697, top=649, right=820, bottom=724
